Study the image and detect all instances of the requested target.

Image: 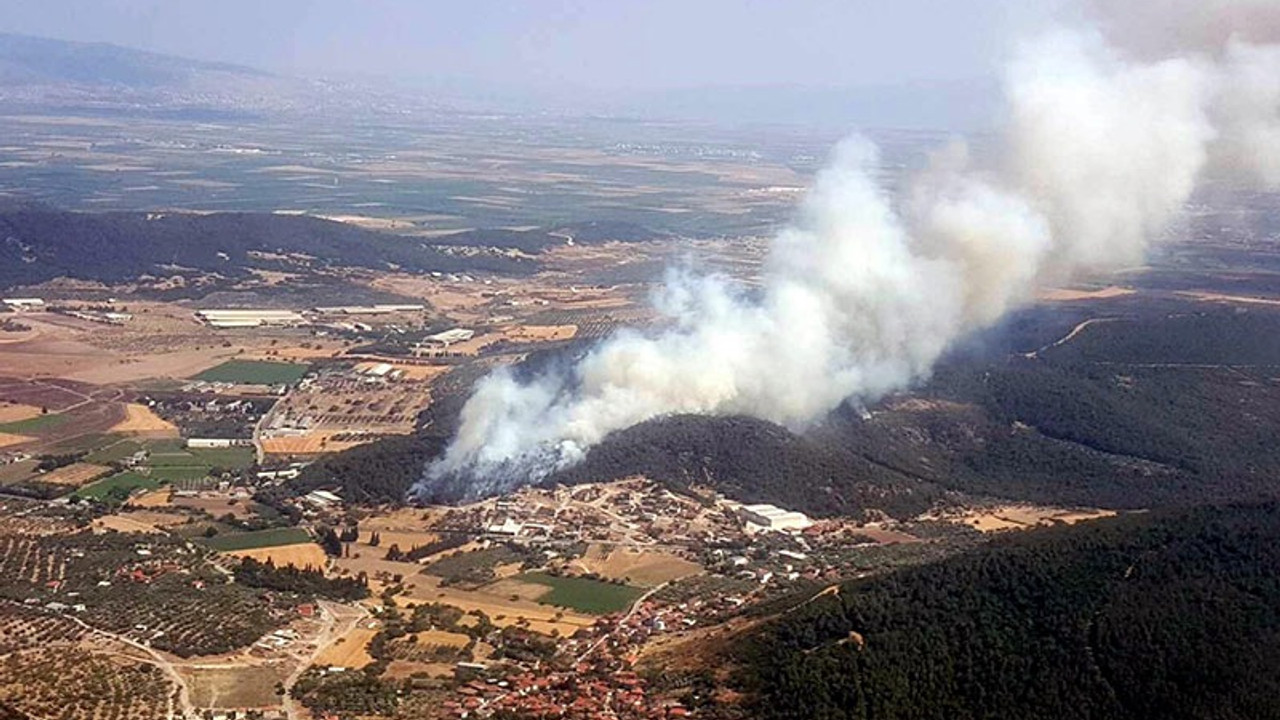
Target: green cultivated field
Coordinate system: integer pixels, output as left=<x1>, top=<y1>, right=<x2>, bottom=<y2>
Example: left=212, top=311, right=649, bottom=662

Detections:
left=200, top=527, right=312, bottom=552
left=189, top=446, right=255, bottom=469
left=0, top=413, right=66, bottom=434
left=150, top=466, right=212, bottom=481
left=84, top=439, right=145, bottom=464
left=75, top=472, right=163, bottom=500
left=194, top=360, right=310, bottom=385
left=520, top=572, right=644, bottom=615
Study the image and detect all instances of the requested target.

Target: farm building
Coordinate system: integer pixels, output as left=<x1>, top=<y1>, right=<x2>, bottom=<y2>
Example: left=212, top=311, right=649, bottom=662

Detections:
left=422, top=327, right=475, bottom=346
left=195, top=309, right=307, bottom=328
left=313, top=304, right=424, bottom=315
left=2, top=298, right=45, bottom=311
left=187, top=438, right=252, bottom=449
left=737, top=503, right=814, bottom=532
left=304, top=490, right=343, bottom=508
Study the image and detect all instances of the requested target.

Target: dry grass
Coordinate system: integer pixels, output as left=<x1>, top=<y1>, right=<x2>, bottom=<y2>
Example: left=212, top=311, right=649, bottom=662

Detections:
left=182, top=663, right=289, bottom=710
left=260, top=433, right=371, bottom=456
left=0, top=432, right=32, bottom=448
left=1038, top=285, right=1136, bottom=301
left=128, top=489, right=173, bottom=508
left=934, top=504, right=1117, bottom=534
left=110, top=403, right=179, bottom=435
left=412, top=629, right=471, bottom=649
left=574, top=545, right=701, bottom=587
left=314, top=626, right=378, bottom=669
left=395, top=576, right=596, bottom=637
left=0, top=402, right=41, bottom=424
left=37, top=462, right=111, bottom=486
left=93, top=514, right=167, bottom=534
left=227, top=542, right=329, bottom=569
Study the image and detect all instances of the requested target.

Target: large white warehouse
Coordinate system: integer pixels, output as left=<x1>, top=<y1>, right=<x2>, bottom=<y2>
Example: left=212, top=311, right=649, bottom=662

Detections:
left=738, top=503, right=814, bottom=532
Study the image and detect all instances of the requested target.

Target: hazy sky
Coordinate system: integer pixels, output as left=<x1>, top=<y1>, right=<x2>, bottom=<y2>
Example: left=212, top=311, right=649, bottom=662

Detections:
left=1, top=0, right=1057, bottom=91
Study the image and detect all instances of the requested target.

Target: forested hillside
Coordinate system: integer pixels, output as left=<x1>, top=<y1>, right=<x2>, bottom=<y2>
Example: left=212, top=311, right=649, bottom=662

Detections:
left=0, top=204, right=535, bottom=290
left=732, top=501, right=1280, bottom=720
left=550, top=414, right=944, bottom=520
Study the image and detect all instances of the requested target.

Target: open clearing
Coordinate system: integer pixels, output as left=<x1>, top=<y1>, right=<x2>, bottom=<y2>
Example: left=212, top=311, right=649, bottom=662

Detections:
left=183, top=664, right=288, bottom=710
left=261, top=432, right=372, bottom=456
left=0, top=402, right=41, bottom=424
left=0, top=432, right=32, bottom=448
left=110, top=403, right=179, bottom=435
left=227, top=542, right=328, bottom=569
left=932, top=504, right=1117, bottom=533
left=314, top=625, right=378, bottom=669
left=389, top=574, right=597, bottom=637
left=35, top=462, right=111, bottom=486
left=194, top=360, right=310, bottom=385
left=574, top=545, right=701, bottom=587
left=1039, top=285, right=1136, bottom=302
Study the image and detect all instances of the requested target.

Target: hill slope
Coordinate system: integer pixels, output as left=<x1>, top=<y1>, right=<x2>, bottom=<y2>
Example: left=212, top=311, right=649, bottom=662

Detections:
left=731, top=501, right=1280, bottom=719
left=0, top=206, right=535, bottom=290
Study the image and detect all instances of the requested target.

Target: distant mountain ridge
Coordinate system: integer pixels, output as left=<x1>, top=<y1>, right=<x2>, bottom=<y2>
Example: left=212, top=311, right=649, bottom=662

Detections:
left=0, top=32, right=269, bottom=89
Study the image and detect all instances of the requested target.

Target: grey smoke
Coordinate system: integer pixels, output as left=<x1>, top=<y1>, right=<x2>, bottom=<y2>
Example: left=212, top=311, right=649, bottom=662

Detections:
left=417, top=3, right=1280, bottom=500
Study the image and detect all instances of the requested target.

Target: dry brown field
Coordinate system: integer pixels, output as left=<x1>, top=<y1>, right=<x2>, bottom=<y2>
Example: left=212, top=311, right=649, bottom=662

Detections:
left=37, top=462, right=112, bottom=486
left=93, top=514, right=167, bottom=534
left=0, top=432, right=32, bottom=448
left=172, top=494, right=256, bottom=518
left=182, top=663, right=289, bottom=710
left=0, top=402, right=41, bottom=423
left=412, top=629, right=471, bottom=649
left=110, top=403, right=179, bottom=435
left=227, top=542, right=329, bottom=569
left=932, top=504, right=1116, bottom=533
left=260, top=432, right=371, bottom=456
left=574, top=545, right=701, bottom=587
left=127, top=489, right=173, bottom=508
left=314, top=626, right=379, bottom=669
left=394, top=575, right=596, bottom=637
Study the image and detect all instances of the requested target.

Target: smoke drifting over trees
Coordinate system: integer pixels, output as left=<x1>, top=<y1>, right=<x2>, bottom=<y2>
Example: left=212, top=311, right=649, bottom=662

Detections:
left=417, top=0, right=1280, bottom=500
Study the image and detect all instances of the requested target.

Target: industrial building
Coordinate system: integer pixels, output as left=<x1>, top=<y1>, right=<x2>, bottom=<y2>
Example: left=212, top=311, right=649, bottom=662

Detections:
left=195, top=309, right=307, bottom=328
left=737, top=503, right=814, bottom=532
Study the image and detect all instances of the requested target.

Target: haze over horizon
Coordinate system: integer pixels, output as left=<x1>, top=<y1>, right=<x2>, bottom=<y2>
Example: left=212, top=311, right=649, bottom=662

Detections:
left=0, top=0, right=1067, bottom=128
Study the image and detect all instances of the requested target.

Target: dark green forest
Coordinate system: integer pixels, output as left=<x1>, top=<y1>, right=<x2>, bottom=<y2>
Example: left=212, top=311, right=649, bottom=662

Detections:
left=733, top=501, right=1280, bottom=720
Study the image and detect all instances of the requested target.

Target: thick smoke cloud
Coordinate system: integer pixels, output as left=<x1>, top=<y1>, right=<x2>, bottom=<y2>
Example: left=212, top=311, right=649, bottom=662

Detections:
left=417, top=2, right=1280, bottom=501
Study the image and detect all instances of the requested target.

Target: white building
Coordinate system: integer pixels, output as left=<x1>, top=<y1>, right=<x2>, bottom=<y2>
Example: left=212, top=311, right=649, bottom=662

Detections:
left=2, top=298, right=45, bottom=311
left=422, top=327, right=474, bottom=347
left=195, top=309, right=306, bottom=328
left=737, top=503, right=814, bottom=532
left=186, top=438, right=251, bottom=449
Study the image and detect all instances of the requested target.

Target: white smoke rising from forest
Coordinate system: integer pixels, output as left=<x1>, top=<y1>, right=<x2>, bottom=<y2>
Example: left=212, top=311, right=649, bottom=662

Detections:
left=418, top=3, right=1280, bottom=500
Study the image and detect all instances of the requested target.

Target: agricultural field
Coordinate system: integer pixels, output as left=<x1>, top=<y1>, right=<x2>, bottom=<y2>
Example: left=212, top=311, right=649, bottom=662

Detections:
left=0, top=603, right=86, bottom=654
left=0, top=532, right=286, bottom=657
left=200, top=527, right=312, bottom=552
left=194, top=360, right=310, bottom=385
left=519, top=572, right=645, bottom=614
left=183, top=664, right=289, bottom=710
left=314, top=625, right=379, bottom=669
left=83, top=438, right=145, bottom=464
left=33, top=462, right=112, bottom=487
left=0, top=412, right=66, bottom=434
left=0, top=646, right=175, bottom=720
left=227, top=542, right=329, bottom=569
left=574, top=545, right=702, bottom=587
left=74, top=472, right=163, bottom=500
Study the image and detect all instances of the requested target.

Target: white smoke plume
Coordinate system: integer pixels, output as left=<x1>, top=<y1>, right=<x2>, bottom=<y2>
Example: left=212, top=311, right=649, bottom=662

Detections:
left=418, top=4, right=1280, bottom=500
